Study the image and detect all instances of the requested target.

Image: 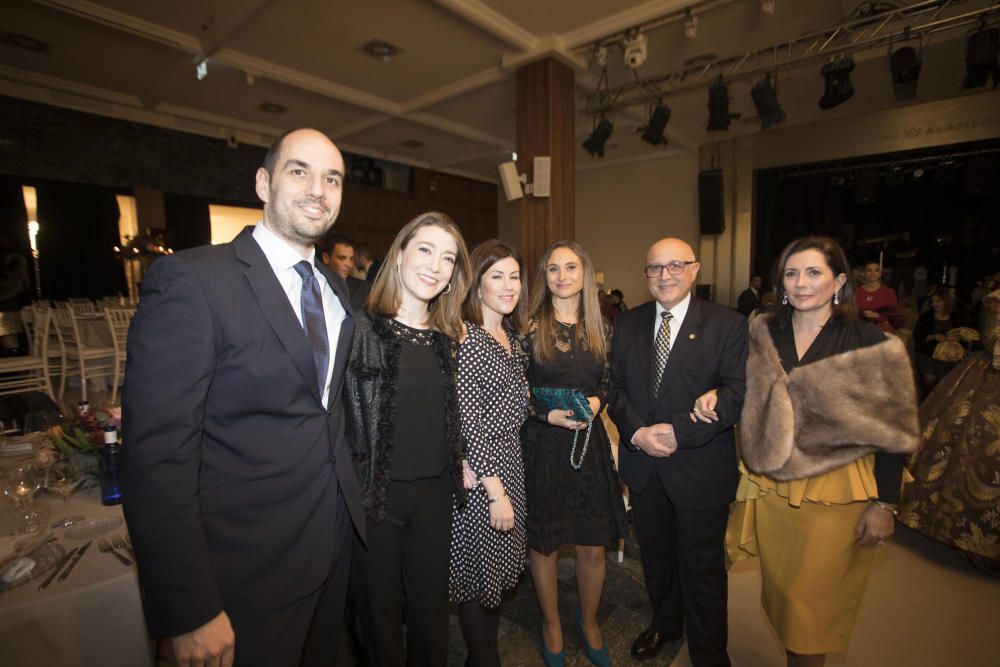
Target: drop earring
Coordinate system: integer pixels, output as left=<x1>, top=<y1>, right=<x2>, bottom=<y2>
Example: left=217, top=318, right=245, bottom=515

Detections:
left=833, top=290, right=840, bottom=305
left=781, top=294, right=788, bottom=305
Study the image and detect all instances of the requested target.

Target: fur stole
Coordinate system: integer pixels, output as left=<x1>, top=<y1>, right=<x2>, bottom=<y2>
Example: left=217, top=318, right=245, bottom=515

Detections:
left=739, top=316, right=919, bottom=481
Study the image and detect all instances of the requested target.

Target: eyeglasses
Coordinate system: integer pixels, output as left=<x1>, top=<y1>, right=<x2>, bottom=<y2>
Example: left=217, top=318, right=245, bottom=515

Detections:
left=644, top=261, right=697, bottom=278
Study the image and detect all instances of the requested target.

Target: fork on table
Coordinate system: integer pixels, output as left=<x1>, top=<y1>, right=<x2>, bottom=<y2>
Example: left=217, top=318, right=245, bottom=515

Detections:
left=111, top=533, right=134, bottom=558
left=97, top=537, right=132, bottom=565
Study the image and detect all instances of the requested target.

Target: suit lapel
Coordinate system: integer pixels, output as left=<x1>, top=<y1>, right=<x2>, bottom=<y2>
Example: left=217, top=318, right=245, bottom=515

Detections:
left=316, top=263, right=354, bottom=403
left=234, top=228, right=322, bottom=404
left=635, top=302, right=656, bottom=397
left=660, top=297, right=703, bottom=388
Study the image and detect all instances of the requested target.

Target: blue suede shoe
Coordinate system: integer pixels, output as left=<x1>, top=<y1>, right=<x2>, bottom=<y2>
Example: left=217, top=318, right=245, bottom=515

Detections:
left=576, top=607, right=611, bottom=667
left=541, top=625, right=566, bottom=667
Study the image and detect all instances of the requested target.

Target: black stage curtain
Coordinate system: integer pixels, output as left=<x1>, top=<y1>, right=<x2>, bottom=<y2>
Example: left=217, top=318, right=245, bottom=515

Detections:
left=164, top=193, right=211, bottom=251
left=0, top=176, right=30, bottom=257
left=36, top=181, right=125, bottom=300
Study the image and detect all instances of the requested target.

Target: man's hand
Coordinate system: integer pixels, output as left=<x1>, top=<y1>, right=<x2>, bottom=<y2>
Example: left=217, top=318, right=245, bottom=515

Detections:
left=632, top=424, right=678, bottom=457
left=170, top=611, right=235, bottom=667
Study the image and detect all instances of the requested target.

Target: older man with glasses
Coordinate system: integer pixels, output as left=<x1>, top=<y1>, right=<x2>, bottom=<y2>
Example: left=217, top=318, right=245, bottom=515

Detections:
left=609, top=237, right=748, bottom=666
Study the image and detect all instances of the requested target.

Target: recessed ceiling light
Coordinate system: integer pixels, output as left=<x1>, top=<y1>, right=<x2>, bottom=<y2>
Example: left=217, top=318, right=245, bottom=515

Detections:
left=1, top=32, right=50, bottom=54
left=402, top=139, right=423, bottom=149
left=361, top=39, right=402, bottom=62
left=258, top=102, right=287, bottom=114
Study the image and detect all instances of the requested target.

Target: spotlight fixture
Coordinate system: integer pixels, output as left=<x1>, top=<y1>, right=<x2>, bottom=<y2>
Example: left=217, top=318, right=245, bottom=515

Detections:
left=582, top=118, right=614, bottom=157
left=818, top=57, right=855, bottom=110
left=640, top=102, right=671, bottom=146
left=890, top=46, right=921, bottom=101
left=760, top=0, right=776, bottom=16
left=707, top=80, right=740, bottom=132
left=196, top=58, right=208, bottom=80
left=684, top=11, right=698, bottom=39
left=962, top=26, right=999, bottom=90
left=623, top=31, right=647, bottom=69
left=751, top=74, right=786, bottom=129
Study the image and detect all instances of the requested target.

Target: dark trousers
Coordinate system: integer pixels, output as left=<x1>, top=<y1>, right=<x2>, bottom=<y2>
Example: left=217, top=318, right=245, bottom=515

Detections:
left=351, top=473, right=452, bottom=666
left=226, top=491, right=353, bottom=667
left=631, top=474, right=731, bottom=667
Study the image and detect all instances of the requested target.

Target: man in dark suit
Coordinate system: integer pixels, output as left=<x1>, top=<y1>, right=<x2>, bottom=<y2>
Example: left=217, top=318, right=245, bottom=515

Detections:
left=123, top=128, right=363, bottom=667
left=737, top=274, right=763, bottom=317
left=317, top=233, right=371, bottom=312
left=609, top=237, right=747, bottom=666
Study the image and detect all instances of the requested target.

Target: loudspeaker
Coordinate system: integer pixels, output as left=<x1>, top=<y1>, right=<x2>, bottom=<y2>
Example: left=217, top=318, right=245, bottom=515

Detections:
left=698, top=170, right=725, bottom=235
left=497, top=162, right=523, bottom=201
left=533, top=156, right=551, bottom=197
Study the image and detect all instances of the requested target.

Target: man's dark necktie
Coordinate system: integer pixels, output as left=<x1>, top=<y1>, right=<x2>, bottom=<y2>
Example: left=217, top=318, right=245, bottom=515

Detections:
left=651, top=310, right=673, bottom=397
left=294, top=260, right=329, bottom=396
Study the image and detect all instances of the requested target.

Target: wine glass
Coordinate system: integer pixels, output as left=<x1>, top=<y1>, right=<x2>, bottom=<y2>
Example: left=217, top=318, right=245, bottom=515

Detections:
left=2, top=462, right=44, bottom=533
left=46, top=458, right=81, bottom=504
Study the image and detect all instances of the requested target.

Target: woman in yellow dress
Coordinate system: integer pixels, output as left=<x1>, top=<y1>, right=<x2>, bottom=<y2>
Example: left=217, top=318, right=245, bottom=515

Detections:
left=693, top=236, right=920, bottom=666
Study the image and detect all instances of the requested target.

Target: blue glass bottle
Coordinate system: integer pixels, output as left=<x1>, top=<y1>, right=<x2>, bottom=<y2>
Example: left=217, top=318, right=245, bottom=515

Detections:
left=100, top=425, right=122, bottom=506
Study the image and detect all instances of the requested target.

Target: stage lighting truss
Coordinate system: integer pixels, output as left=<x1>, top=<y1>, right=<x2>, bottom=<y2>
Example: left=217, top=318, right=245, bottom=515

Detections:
left=580, top=0, right=1000, bottom=116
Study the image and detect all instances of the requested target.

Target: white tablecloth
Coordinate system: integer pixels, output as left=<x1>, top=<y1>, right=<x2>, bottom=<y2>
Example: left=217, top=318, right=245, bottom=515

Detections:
left=0, top=485, right=153, bottom=667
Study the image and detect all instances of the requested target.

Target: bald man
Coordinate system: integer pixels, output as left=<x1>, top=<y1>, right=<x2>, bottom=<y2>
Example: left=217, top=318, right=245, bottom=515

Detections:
left=124, top=128, right=364, bottom=666
left=609, top=238, right=747, bottom=666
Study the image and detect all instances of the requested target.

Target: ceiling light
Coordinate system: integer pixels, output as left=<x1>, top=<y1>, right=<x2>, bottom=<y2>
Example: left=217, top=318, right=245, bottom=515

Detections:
left=707, top=81, right=740, bottom=131
left=582, top=119, right=614, bottom=158
left=1, top=32, right=51, bottom=54
left=751, top=74, right=786, bottom=129
left=761, top=0, right=776, bottom=16
left=684, top=12, right=698, bottom=39
left=818, top=57, right=855, bottom=109
left=962, top=27, right=998, bottom=90
left=640, top=102, right=671, bottom=146
left=401, top=139, right=424, bottom=149
left=196, top=58, right=208, bottom=80
left=361, top=39, right=402, bottom=63
left=258, top=102, right=286, bottom=114
left=890, top=46, right=921, bottom=101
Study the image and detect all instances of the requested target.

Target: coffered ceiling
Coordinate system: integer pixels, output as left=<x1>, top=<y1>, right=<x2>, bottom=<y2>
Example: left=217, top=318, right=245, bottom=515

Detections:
left=0, top=0, right=994, bottom=183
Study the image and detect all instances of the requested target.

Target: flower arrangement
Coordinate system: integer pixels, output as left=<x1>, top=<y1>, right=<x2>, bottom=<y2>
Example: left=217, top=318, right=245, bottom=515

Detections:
left=35, top=407, right=121, bottom=469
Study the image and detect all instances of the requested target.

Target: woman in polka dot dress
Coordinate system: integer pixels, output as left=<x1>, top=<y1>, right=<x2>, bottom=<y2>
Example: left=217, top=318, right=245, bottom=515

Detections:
left=449, top=240, right=530, bottom=667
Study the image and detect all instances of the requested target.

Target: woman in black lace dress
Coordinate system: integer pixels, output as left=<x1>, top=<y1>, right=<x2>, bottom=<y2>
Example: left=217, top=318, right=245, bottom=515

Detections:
left=522, top=240, right=627, bottom=667
left=346, top=211, right=472, bottom=666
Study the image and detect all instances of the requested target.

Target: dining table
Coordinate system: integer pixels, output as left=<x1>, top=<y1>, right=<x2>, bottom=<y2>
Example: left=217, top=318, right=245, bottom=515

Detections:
left=0, top=474, right=153, bottom=667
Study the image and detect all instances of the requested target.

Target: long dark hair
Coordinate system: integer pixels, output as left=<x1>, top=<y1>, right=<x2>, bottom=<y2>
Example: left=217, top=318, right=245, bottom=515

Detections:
left=769, top=235, right=856, bottom=325
left=462, top=239, right=528, bottom=333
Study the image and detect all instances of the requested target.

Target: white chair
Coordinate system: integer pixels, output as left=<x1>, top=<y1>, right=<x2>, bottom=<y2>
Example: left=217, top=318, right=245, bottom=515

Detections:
left=0, top=307, right=54, bottom=399
left=50, top=307, right=117, bottom=402
left=67, top=298, right=97, bottom=315
left=104, top=308, right=134, bottom=404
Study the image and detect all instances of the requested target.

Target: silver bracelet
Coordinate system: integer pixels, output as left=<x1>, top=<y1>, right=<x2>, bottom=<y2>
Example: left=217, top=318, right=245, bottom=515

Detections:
left=870, top=499, right=899, bottom=516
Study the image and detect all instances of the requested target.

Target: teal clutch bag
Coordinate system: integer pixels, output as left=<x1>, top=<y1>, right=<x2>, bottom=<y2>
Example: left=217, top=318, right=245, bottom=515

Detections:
left=531, top=387, right=594, bottom=470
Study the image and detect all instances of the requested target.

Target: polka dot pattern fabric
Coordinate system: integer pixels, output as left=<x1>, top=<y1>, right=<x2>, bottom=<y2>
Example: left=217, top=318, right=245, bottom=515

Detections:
left=448, top=323, right=529, bottom=608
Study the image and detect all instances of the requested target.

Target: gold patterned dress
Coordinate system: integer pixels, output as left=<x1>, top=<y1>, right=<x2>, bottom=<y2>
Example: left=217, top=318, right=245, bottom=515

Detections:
left=899, top=326, right=1000, bottom=564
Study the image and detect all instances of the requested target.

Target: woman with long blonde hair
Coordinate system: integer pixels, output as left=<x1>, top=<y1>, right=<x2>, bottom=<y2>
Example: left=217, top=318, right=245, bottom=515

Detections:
left=521, top=240, right=626, bottom=667
left=346, top=211, right=472, bottom=666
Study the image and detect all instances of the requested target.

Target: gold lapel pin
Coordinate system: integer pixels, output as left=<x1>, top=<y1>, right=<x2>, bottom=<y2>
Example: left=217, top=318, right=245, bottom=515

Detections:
left=688, top=333, right=696, bottom=340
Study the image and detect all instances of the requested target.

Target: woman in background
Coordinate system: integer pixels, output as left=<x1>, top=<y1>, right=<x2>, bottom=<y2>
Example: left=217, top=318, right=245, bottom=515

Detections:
left=522, top=240, right=626, bottom=667
left=449, top=239, right=530, bottom=667
left=697, top=236, right=919, bottom=666
left=914, top=285, right=969, bottom=393
left=855, top=260, right=897, bottom=333
left=346, top=211, right=471, bottom=666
